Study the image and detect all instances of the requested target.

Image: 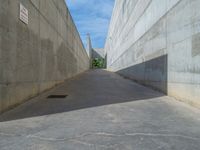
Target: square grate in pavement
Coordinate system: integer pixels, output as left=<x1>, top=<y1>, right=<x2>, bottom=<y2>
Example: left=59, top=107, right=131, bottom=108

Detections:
left=47, top=95, right=68, bottom=98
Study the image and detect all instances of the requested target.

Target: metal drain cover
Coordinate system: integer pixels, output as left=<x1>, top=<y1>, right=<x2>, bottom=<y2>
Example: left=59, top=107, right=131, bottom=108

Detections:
left=47, top=95, right=68, bottom=98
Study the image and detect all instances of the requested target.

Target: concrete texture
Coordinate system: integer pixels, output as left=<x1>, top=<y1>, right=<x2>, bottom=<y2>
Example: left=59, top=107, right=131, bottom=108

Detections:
left=105, top=0, right=200, bottom=107
left=0, top=0, right=90, bottom=113
left=0, top=70, right=200, bottom=149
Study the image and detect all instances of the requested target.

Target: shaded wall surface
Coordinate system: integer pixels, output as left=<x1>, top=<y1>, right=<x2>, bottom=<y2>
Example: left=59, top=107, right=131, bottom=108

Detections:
left=105, top=0, right=200, bottom=107
left=0, top=0, right=90, bottom=112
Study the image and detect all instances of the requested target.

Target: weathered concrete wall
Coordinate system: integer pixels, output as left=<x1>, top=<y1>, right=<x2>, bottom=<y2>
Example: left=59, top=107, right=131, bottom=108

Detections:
left=105, top=0, right=200, bottom=107
left=0, top=0, right=90, bottom=113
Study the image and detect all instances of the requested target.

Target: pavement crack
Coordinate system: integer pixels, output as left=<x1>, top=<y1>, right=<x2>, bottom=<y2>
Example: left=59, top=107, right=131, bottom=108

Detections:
left=125, top=132, right=200, bottom=140
left=81, top=132, right=122, bottom=137
left=26, top=134, right=118, bottom=148
left=26, top=132, right=122, bottom=142
left=0, top=132, right=21, bottom=137
left=26, top=131, right=200, bottom=144
left=70, top=139, right=120, bottom=149
left=26, top=134, right=68, bottom=142
left=70, top=139, right=94, bottom=146
left=75, top=132, right=200, bottom=141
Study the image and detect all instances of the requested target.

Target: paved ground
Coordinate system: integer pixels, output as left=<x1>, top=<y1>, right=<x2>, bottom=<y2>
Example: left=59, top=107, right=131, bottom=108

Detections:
left=0, top=69, right=200, bottom=150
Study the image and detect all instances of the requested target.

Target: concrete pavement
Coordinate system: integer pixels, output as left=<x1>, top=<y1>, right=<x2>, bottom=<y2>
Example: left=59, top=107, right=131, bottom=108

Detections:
left=0, top=69, right=200, bottom=150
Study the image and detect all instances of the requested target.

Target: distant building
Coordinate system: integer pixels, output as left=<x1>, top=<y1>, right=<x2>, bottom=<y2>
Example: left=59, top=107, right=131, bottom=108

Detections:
left=86, top=34, right=106, bottom=68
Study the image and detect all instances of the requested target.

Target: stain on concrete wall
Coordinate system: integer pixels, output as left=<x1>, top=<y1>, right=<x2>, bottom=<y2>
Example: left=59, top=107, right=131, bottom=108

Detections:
left=192, top=33, right=200, bottom=57
left=105, top=0, right=200, bottom=108
left=0, top=0, right=90, bottom=113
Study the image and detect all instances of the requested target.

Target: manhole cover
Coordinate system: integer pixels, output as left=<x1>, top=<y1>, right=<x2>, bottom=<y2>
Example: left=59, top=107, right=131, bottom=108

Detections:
left=47, top=95, right=68, bottom=98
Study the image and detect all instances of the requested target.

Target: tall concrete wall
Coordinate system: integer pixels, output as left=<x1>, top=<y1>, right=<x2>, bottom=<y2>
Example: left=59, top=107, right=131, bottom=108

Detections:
left=105, top=0, right=200, bottom=107
left=0, top=0, right=90, bottom=113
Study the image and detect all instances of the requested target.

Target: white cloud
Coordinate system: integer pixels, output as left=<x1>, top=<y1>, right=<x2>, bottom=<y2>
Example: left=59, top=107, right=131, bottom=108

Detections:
left=65, top=0, right=114, bottom=48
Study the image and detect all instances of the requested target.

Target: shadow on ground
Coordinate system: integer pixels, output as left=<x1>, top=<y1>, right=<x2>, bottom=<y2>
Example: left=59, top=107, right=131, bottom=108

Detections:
left=0, top=69, right=165, bottom=122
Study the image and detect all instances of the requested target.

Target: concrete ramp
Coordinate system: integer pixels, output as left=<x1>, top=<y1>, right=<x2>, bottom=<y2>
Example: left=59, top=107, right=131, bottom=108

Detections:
left=0, top=70, right=200, bottom=149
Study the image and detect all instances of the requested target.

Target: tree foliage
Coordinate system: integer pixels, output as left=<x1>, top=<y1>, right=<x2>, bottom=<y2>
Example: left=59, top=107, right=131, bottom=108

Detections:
left=92, top=58, right=105, bottom=68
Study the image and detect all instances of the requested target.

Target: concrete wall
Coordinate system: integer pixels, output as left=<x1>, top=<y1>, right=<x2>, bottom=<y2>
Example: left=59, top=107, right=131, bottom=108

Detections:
left=105, top=0, right=200, bottom=107
left=0, top=0, right=90, bottom=113
left=92, top=48, right=105, bottom=59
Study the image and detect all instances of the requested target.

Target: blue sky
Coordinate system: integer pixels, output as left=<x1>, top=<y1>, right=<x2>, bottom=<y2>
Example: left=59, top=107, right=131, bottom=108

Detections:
left=65, top=0, right=114, bottom=48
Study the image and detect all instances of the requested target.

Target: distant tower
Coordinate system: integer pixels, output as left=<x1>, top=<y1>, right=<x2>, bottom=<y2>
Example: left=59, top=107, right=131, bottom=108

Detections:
left=86, top=33, right=92, bottom=58
left=86, top=33, right=93, bottom=68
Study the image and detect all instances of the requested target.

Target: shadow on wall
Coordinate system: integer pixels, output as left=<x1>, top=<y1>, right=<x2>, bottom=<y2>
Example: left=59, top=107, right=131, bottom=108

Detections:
left=116, top=55, right=168, bottom=94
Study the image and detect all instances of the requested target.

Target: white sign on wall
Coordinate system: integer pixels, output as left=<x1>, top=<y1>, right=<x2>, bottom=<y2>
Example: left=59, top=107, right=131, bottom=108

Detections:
left=19, top=3, right=28, bottom=24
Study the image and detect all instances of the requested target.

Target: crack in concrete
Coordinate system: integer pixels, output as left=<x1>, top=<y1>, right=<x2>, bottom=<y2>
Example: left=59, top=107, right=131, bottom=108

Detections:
left=69, top=139, right=94, bottom=147
left=26, top=134, right=120, bottom=149
left=69, top=139, right=114, bottom=149
left=1, top=130, right=199, bottom=142
left=0, top=132, right=20, bottom=137
left=1, top=131, right=200, bottom=149
left=26, top=131, right=200, bottom=142
left=26, top=134, right=68, bottom=142
left=74, top=132, right=200, bottom=141
left=125, top=133, right=200, bottom=140
left=25, top=132, right=122, bottom=142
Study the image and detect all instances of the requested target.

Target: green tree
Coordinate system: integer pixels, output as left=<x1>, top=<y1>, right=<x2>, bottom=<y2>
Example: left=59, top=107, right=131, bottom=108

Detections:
left=92, top=58, right=105, bottom=68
